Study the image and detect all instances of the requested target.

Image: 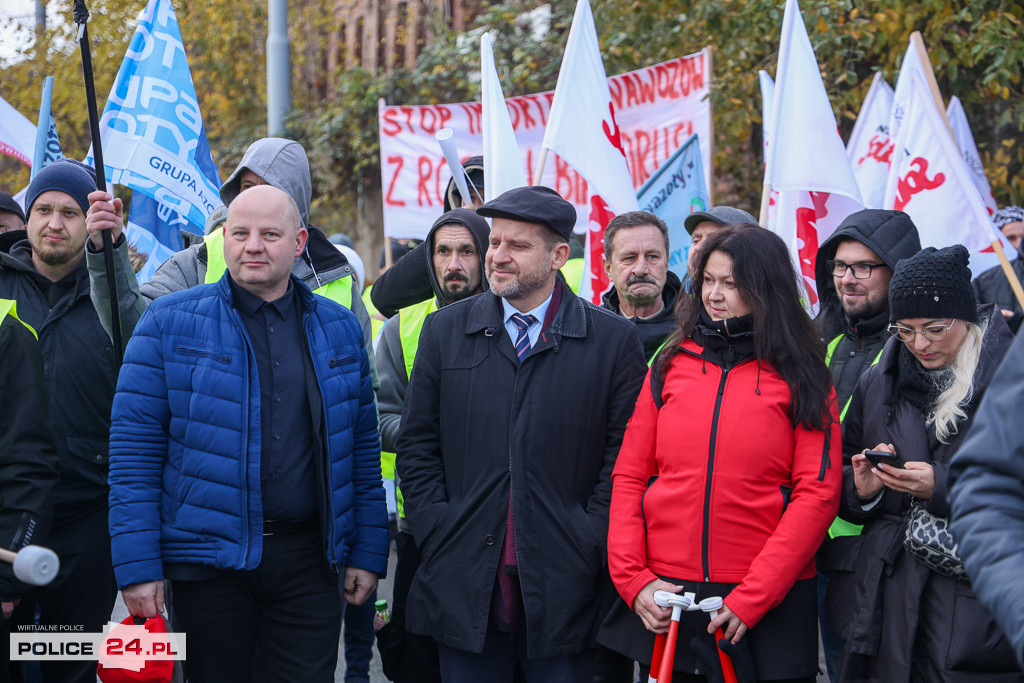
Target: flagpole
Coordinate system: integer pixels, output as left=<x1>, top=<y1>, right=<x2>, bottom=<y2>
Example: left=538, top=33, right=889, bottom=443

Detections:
left=706, top=45, right=715, bottom=206
left=758, top=182, right=771, bottom=227
left=74, top=0, right=123, bottom=368
left=531, top=147, right=549, bottom=186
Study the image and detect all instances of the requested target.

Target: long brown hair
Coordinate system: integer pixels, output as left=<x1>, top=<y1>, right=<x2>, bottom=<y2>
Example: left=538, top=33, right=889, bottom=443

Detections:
left=657, top=225, right=833, bottom=430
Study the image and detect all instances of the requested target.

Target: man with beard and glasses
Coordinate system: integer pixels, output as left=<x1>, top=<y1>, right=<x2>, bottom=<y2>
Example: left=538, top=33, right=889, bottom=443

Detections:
left=600, top=211, right=680, bottom=362
left=810, top=208, right=921, bottom=681
left=396, top=186, right=646, bottom=682
left=0, top=159, right=145, bottom=682
left=373, top=208, right=490, bottom=683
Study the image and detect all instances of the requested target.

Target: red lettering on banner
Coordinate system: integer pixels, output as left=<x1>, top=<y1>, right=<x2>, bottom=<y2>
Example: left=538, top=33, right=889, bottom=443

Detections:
left=385, top=156, right=406, bottom=207
left=525, top=96, right=548, bottom=126
left=417, top=157, right=433, bottom=207
left=690, top=54, right=705, bottom=92
left=381, top=109, right=402, bottom=137
left=623, top=77, right=639, bottom=108
left=608, top=79, right=623, bottom=110
left=555, top=156, right=574, bottom=201
left=508, top=102, right=520, bottom=129
left=655, top=64, right=677, bottom=101
left=420, top=108, right=438, bottom=134
left=587, top=195, right=616, bottom=302
left=517, top=100, right=537, bottom=130
left=400, top=107, right=416, bottom=133
left=794, top=192, right=831, bottom=307
left=633, top=130, right=651, bottom=183
left=895, top=157, right=945, bottom=211
left=602, top=103, right=627, bottom=161
left=434, top=160, right=445, bottom=203
left=857, top=134, right=892, bottom=166
left=460, top=103, right=483, bottom=136
left=438, top=106, right=452, bottom=131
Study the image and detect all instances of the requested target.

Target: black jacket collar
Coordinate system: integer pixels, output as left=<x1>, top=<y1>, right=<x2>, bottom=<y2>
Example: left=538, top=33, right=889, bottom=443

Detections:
left=465, top=274, right=587, bottom=341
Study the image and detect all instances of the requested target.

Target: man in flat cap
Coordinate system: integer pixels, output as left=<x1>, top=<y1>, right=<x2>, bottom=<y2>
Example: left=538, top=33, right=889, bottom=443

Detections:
left=396, top=186, right=646, bottom=682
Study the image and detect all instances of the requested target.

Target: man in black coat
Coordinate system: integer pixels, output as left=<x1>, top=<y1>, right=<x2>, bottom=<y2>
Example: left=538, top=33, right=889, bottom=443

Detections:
left=396, top=186, right=646, bottom=682
left=0, top=160, right=144, bottom=682
left=950, top=326, right=1024, bottom=671
left=0, top=302, right=58, bottom=621
left=600, top=210, right=680, bottom=362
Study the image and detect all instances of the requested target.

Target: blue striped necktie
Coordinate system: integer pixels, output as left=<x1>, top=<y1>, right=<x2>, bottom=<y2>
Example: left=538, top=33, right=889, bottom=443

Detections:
left=511, top=313, right=538, bottom=360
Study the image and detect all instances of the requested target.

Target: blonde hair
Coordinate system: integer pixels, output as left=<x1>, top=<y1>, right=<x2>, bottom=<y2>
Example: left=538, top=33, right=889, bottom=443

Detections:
left=930, top=319, right=986, bottom=443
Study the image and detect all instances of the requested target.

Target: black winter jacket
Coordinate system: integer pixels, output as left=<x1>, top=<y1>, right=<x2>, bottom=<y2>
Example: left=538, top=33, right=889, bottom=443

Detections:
left=396, top=277, right=646, bottom=657
left=600, top=271, right=682, bottom=362
left=0, top=238, right=142, bottom=513
left=950, top=324, right=1024, bottom=671
left=972, top=257, right=1024, bottom=334
left=830, top=309, right=1021, bottom=682
left=0, top=312, right=58, bottom=599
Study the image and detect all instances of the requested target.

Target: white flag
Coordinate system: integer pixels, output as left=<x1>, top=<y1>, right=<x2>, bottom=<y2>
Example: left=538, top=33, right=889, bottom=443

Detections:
left=884, top=70, right=1014, bottom=276
left=480, top=32, right=528, bottom=201
left=888, top=41, right=929, bottom=163
left=764, top=0, right=863, bottom=312
left=846, top=72, right=894, bottom=209
left=758, top=70, right=775, bottom=166
left=0, top=94, right=36, bottom=167
left=541, top=0, right=638, bottom=303
left=947, top=96, right=998, bottom=216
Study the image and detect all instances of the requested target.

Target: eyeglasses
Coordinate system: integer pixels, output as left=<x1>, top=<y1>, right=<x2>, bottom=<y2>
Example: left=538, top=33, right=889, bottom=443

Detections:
left=828, top=260, right=887, bottom=279
left=887, top=319, right=959, bottom=343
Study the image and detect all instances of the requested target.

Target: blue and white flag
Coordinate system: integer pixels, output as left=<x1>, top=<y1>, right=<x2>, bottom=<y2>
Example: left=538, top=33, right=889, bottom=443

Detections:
left=32, top=77, right=64, bottom=179
left=92, top=0, right=220, bottom=275
left=636, top=133, right=709, bottom=281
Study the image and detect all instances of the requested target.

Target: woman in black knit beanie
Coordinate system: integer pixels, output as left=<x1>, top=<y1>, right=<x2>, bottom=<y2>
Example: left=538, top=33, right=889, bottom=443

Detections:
left=830, top=245, right=1024, bottom=682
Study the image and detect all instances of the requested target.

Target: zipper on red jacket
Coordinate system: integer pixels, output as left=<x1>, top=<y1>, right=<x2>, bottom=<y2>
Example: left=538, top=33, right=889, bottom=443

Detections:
left=702, top=364, right=729, bottom=582
left=818, top=424, right=832, bottom=482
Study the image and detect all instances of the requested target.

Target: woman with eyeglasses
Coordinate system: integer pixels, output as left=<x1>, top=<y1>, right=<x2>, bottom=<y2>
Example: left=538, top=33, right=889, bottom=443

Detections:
left=833, top=245, right=1022, bottom=683
left=600, top=226, right=841, bottom=682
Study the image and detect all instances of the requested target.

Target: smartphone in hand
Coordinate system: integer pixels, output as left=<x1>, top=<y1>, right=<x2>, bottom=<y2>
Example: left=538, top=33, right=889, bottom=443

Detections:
left=864, top=449, right=904, bottom=469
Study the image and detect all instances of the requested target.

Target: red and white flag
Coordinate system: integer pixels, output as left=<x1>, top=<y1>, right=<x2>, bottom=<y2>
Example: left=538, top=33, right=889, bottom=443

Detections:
left=481, top=32, right=528, bottom=201
left=888, top=41, right=929, bottom=158
left=540, top=0, right=638, bottom=303
left=0, top=94, right=36, bottom=167
left=883, top=69, right=1014, bottom=275
left=947, top=96, right=998, bottom=216
left=846, top=72, right=894, bottom=209
left=764, top=0, right=863, bottom=312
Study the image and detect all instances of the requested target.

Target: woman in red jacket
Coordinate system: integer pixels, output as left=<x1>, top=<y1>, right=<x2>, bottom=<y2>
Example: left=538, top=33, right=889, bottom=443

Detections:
left=600, top=225, right=842, bottom=682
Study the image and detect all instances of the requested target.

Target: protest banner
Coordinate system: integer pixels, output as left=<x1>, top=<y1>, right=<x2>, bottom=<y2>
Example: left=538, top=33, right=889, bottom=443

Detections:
left=378, top=48, right=711, bottom=242
left=32, top=77, right=64, bottom=179
left=636, top=133, right=709, bottom=281
left=91, top=0, right=220, bottom=278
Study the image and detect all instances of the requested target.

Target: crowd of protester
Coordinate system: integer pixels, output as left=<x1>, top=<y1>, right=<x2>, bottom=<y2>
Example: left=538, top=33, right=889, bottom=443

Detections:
left=2, top=138, right=1024, bottom=683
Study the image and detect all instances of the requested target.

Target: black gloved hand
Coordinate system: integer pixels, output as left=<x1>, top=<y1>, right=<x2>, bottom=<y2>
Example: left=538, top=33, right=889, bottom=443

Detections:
left=690, top=635, right=757, bottom=683
left=0, top=512, right=42, bottom=601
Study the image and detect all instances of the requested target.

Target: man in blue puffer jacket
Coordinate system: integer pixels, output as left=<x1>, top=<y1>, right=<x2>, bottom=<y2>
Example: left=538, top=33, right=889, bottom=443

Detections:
left=108, top=185, right=388, bottom=682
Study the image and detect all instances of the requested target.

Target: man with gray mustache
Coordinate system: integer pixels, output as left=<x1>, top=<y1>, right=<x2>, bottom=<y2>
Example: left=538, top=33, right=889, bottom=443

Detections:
left=600, top=211, right=680, bottom=361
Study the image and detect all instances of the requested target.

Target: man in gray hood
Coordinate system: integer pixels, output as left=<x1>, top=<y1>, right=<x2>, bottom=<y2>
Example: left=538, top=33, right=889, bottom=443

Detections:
left=93, top=138, right=374, bottom=372
left=373, top=207, right=489, bottom=683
